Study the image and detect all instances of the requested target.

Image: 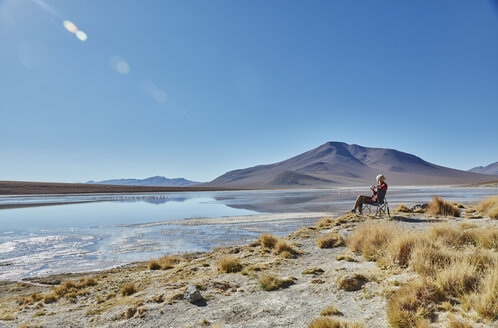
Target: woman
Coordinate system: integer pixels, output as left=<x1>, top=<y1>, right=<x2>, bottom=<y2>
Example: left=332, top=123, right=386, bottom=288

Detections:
left=350, top=174, right=388, bottom=215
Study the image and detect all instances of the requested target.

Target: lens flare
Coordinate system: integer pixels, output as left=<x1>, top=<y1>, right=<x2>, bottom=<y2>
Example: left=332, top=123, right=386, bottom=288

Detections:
left=63, top=20, right=78, bottom=33
left=109, top=56, right=130, bottom=74
left=75, top=30, right=87, bottom=41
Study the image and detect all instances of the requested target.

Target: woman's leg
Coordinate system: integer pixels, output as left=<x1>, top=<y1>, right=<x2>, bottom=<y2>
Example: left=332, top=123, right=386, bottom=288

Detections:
left=353, top=195, right=373, bottom=214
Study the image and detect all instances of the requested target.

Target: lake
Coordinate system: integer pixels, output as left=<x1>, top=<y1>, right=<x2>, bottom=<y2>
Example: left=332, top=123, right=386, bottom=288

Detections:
left=0, top=187, right=496, bottom=281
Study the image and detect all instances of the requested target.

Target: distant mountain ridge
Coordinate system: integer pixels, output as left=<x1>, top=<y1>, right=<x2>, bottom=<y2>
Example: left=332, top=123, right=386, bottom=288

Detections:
left=468, top=162, right=498, bottom=176
left=86, top=176, right=201, bottom=187
left=201, top=142, right=495, bottom=188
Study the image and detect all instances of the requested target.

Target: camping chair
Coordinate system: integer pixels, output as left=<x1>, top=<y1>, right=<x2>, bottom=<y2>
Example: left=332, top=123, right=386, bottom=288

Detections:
left=363, top=188, right=390, bottom=218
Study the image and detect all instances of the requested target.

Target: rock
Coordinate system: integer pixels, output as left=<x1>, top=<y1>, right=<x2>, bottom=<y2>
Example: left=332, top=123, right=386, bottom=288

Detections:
left=410, top=203, right=428, bottom=210
left=184, top=284, right=203, bottom=303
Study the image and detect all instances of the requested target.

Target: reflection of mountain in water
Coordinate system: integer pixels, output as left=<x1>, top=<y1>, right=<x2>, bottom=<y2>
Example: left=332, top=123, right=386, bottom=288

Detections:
left=215, top=191, right=358, bottom=213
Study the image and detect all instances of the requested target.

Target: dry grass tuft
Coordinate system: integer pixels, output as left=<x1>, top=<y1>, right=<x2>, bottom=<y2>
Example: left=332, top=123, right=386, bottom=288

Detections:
left=53, top=281, right=76, bottom=297
left=435, top=260, right=480, bottom=297
left=148, top=255, right=181, bottom=270
left=335, top=254, right=356, bottom=262
left=320, top=304, right=342, bottom=316
left=347, top=222, right=400, bottom=261
left=260, top=234, right=278, bottom=248
left=317, top=216, right=335, bottom=228
left=317, top=232, right=344, bottom=248
left=387, top=280, right=444, bottom=328
left=42, top=293, right=58, bottom=304
left=337, top=274, right=368, bottom=291
left=447, top=317, right=473, bottom=328
left=427, top=196, right=460, bottom=217
left=476, top=196, right=498, bottom=219
left=121, top=283, right=136, bottom=296
left=259, top=274, right=294, bottom=291
left=472, top=268, right=498, bottom=320
left=385, top=233, right=425, bottom=268
left=217, top=255, right=243, bottom=273
left=395, top=204, right=412, bottom=213
left=274, top=239, right=297, bottom=255
left=302, top=267, right=324, bottom=275
left=309, top=317, right=363, bottom=328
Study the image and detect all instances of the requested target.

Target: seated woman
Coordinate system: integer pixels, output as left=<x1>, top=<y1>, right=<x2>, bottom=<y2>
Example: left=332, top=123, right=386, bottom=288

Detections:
left=350, top=174, right=388, bottom=215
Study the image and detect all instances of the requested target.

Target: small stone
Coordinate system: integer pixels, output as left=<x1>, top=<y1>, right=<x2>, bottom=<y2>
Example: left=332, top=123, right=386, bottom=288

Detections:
left=184, top=284, right=204, bottom=303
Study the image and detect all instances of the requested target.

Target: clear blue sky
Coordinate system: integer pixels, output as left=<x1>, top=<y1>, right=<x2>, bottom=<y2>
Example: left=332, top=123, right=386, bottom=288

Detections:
left=1, top=0, right=497, bottom=183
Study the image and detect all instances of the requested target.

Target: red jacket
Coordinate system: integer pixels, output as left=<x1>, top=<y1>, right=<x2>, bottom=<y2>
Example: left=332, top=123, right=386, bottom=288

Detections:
left=372, top=182, right=388, bottom=202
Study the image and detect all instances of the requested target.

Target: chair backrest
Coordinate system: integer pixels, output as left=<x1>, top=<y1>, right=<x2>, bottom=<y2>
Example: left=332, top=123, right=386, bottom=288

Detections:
left=376, top=188, right=387, bottom=204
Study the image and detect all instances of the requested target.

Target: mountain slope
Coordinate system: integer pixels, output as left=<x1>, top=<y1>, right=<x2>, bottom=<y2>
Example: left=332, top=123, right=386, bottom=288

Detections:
left=468, top=162, right=498, bottom=175
left=86, top=176, right=200, bottom=187
left=203, top=142, right=495, bottom=188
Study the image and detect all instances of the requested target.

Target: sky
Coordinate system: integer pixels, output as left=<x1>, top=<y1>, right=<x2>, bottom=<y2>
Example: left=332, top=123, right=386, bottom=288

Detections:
left=0, top=0, right=497, bottom=183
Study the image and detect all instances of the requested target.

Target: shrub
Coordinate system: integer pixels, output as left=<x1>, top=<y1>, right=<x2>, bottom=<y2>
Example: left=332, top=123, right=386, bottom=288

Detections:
left=121, top=283, right=136, bottom=296
left=426, top=196, right=460, bottom=217
left=317, top=232, right=344, bottom=248
left=476, top=196, right=498, bottom=219
left=260, top=234, right=278, bottom=248
left=259, top=274, right=294, bottom=291
left=217, top=255, right=243, bottom=273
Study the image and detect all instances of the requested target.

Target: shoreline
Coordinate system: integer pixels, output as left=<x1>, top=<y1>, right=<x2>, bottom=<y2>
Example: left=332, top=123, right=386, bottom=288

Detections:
left=1, top=209, right=496, bottom=327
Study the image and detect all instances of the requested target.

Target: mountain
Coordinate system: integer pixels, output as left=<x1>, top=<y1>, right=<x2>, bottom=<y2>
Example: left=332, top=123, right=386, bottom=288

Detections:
left=468, top=162, right=498, bottom=175
left=202, top=142, right=495, bottom=188
left=86, top=176, right=201, bottom=187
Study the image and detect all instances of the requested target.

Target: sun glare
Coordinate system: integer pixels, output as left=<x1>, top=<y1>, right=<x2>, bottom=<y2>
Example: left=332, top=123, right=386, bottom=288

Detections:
left=63, top=20, right=78, bottom=34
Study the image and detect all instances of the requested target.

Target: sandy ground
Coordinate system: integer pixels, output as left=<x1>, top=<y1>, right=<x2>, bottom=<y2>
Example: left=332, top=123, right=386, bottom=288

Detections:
left=0, top=211, right=496, bottom=328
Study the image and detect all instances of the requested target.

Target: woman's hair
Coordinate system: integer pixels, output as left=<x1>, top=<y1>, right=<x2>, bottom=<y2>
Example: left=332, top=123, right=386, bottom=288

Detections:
left=376, top=174, right=386, bottom=183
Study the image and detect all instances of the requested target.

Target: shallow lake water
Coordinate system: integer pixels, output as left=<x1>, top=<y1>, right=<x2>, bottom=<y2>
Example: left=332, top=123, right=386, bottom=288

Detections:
left=0, top=187, right=496, bottom=280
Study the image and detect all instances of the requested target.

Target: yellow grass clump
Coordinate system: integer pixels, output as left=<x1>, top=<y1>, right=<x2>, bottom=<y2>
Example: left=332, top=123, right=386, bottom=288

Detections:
left=259, top=274, right=294, bottom=291
left=476, top=196, right=498, bottom=219
left=472, top=268, right=498, bottom=320
left=387, top=279, right=445, bottom=328
left=435, top=260, right=480, bottom=296
left=274, top=239, right=297, bottom=255
left=317, top=232, right=344, bottom=249
left=121, top=283, right=136, bottom=296
left=260, top=234, right=278, bottom=248
left=320, top=304, right=342, bottom=316
left=148, top=255, right=181, bottom=270
left=426, top=196, right=460, bottom=217
left=317, top=216, right=335, bottom=228
left=347, top=218, right=497, bottom=325
left=395, top=204, right=412, bottom=213
left=216, top=255, right=243, bottom=273
left=308, top=317, right=363, bottom=328
left=347, top=222, right=400, bottom=261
